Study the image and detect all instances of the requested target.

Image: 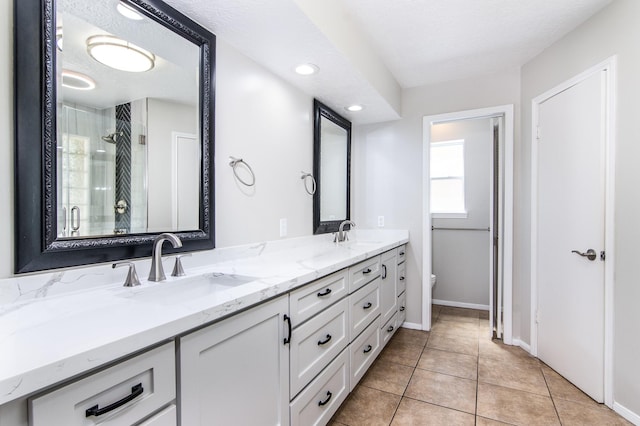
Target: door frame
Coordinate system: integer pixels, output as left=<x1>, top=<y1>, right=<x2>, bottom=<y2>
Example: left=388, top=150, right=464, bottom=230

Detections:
left=422, top=105, right=514, bottom=344
left=530, top=56, right=616, bottom=407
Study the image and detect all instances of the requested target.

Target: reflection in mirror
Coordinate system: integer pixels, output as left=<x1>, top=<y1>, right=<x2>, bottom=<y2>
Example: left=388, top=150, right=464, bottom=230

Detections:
left=56, top=0, right=200, bottom=238
left=14, top=0, right=215, bottom=273
left=313, top=100, right=351, bottom=234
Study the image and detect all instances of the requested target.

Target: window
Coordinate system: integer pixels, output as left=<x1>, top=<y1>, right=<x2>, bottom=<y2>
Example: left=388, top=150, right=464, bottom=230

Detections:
left=430, top=140, right=466, bottom=216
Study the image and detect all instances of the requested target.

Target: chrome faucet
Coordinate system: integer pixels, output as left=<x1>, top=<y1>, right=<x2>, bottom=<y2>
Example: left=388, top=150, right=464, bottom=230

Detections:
left=334, top=220, right=356, bottom=243
left=148, top=233, right=183, bottom=282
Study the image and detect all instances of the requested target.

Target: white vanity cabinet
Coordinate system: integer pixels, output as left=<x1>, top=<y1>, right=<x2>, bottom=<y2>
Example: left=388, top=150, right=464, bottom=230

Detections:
left=179, top=295, right=290, bottom=426
left=29, top=342, right=176, bottom=426
left=379, top=249, right=398, bottom=334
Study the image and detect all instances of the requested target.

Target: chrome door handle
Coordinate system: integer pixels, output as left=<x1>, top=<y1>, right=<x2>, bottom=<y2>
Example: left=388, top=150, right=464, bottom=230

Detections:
left=571, top=249, right=597, bottom=261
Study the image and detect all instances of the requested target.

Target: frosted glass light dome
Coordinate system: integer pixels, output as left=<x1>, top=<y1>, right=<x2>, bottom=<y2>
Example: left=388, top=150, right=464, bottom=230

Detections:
left=87, top=35, right=155, bottom=73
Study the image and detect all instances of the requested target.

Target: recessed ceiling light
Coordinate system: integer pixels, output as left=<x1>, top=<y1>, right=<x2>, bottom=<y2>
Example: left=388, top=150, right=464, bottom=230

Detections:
left=295, top=63, right=319, bottom=76
left=345, top=104, right=364, bottom=112
left=87, top=35, right=155, bottom=72
left=117, top=2, right=144, bottom=20
left=61, top=70, right=96, bottom=90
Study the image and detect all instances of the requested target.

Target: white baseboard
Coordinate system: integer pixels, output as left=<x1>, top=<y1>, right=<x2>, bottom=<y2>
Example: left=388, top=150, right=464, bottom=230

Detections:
left=433, top=299, right=490, bottom=311
left=614, top=402, right=640, bottom=425
left=512, top=338, right=532, bottom=353
left=401, top=321, right=422, bottom=330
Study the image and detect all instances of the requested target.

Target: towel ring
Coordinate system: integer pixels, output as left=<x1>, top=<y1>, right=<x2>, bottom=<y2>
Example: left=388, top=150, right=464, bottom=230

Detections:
left=229, top=156, right=255, bottom=187
left=300, top=172, right=316, bottom=195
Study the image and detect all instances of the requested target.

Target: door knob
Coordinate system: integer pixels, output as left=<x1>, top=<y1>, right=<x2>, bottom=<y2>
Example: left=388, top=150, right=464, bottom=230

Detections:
left=571, top=249, right=597, bottom=261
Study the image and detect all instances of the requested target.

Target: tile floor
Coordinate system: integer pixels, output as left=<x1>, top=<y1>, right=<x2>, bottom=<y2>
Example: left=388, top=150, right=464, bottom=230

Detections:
left=330, top=305, right=631, bottom=426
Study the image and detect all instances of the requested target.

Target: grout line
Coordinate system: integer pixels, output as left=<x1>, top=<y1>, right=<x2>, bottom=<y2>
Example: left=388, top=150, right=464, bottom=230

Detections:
left=540, top=363, right=562, bottom=423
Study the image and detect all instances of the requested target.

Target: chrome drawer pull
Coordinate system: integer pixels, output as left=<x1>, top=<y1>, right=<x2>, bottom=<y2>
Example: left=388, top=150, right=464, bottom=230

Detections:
left=318, top=390, right=332, bottom=406
left=363, top=302, right=372, bottom=310
left=317, top=288, right=332, bottom=297
left=363, top=344, right=373, bottom=354
left=85, top=383, right=143, bottom=417
left=317, top=334, right=332, bottom=346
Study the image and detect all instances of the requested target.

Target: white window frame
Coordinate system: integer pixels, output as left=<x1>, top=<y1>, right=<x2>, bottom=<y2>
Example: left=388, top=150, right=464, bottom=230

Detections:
left=430, top=139, right=467, bottom=218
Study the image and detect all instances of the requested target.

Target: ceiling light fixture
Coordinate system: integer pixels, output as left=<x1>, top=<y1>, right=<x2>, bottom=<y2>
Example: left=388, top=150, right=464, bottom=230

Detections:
left=117, top=2, right=144, bottom=20
left=61, top=70, right=96, bottom=90
left=345, top=104, right=364, bottom=112
left=87, top=35, right=155, bottom=73
left=295, top=63, right=319, bottom=76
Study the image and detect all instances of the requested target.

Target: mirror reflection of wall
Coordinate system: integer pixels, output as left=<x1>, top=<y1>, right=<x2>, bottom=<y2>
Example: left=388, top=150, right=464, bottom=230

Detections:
left=320, top=117, right=348, bottom=221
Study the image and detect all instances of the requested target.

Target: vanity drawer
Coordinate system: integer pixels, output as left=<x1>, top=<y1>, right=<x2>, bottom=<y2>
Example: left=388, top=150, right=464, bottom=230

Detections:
left=350, top=317, right=381, bottom=391
left=349, top=277, right=381, bottom=339
left=381, top=312, right=398, bottom=348
left=397, top=261, right=406, bottom=296
left=290, top=298, right=349, bottom=398
left=139, top=404, right=177, bottom=426
left=29, top=342, right=175, bottom=426
left=398, top=291, right=407, bottom=326
left=290, top=270, right=349, bottom=325
left=290, top=349, right=350, bottom=426
left=397, top=244, right=407, bottom=264
left=349, top=256, right=381, bottom=293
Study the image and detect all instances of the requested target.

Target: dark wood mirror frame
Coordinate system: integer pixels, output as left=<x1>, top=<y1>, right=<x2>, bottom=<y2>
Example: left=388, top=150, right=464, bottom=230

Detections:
left=312, top=99, right=352, bottom=235
left=14, top=0, right=216, bottom=273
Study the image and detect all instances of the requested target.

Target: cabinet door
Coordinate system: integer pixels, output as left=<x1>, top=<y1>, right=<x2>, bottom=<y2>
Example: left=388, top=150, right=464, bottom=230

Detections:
left=380, top=250, right=398, bottom=325
left=180, top=296, right=289, bottom=426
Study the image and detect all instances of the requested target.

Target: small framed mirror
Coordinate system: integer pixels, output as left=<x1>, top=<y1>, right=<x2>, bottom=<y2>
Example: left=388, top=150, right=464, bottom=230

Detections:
left=313, top=100, right=352, bottom=234
left=14, top=0, right=215, bottom=273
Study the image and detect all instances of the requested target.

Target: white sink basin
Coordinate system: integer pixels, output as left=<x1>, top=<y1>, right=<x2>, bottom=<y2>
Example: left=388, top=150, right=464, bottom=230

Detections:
left=122, top=273, right=258, bottom=304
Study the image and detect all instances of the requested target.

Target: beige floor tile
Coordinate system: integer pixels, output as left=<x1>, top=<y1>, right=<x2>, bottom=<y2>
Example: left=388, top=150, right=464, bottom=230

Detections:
left=479, top=338, right=539, bottom=366
left=541, top=364, right=600, bottom=407
left=391, top=398, right=475, bottom=426
left=379, top=341, right=424, bottom=367
left=438, top=312, right=481, bottom=325
left=432, top=320, right=479, bottom=339
left=476, top=416, right=515, bottom=425
left=360, top=360, right=414, bottom=395
left=333, top=385, right=401, bottom=426
left=439, top=306, right=481, bottom=319
left=405, top=369, right=477, bottom=414
left=554, top=399, right=633, bottom=425
left=478, top=357, right=548, bottom=396
left=391, top=327, right=429, bottom=347
left=427, top=332, right=479, bottom=356
left=417, top=348, right=477, bottom=380
left=479, top=310, right=490, bottom=320
left=477, top=382, right=559, bottom=426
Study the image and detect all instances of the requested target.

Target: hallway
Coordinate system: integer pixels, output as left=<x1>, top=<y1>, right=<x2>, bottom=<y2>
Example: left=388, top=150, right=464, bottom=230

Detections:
left=330, top=305, right=630, bottom=425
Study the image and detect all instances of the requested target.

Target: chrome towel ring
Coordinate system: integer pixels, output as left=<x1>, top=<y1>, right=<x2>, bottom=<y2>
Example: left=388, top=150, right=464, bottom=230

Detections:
left=229, top=156, right=255, bottom=187
left=300, top=171, right=316, bottom=195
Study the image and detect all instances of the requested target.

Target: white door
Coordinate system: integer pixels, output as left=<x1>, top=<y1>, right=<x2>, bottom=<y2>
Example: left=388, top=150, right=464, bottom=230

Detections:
left=536, top=70, right=606, bottom=402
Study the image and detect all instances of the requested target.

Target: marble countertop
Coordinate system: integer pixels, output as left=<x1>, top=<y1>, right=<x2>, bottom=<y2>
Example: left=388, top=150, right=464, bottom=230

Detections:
left=0, top=229, right=408, bottom=405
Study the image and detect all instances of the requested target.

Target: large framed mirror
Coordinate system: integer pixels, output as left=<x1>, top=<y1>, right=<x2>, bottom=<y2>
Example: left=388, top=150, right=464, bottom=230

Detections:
left=313, top=100, right=352, bottom=234
left=14, top=0, right=215, bottom=273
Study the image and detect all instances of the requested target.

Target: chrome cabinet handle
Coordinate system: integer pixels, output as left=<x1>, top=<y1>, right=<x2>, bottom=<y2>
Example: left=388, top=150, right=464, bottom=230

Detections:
left=70, top=206, right=80, bottom=231
left=571, top=249, right=597, bottom=261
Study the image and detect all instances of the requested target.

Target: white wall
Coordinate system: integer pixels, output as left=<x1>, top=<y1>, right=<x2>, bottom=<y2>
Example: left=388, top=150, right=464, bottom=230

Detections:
left=0, top=0, right=13, bottom=278
left=519, top=0, right=640, bottom=416
left=352, top=69, right=520, bottom=325
left=431, top=119, right=492, bottom=307
left=215, top=40, right=313, bottom=247
left=146, top=98, right=197, bottom=231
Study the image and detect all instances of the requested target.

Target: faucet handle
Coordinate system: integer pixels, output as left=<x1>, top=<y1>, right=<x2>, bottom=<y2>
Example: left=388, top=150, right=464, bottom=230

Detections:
left=171, top=253, right=192, bottom=277
left=113, top=262, right=141, bottom=287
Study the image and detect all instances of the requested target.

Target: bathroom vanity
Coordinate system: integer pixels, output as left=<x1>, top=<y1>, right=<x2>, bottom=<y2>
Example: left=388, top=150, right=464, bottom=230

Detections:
left=0, top=230, right=408, bottom=425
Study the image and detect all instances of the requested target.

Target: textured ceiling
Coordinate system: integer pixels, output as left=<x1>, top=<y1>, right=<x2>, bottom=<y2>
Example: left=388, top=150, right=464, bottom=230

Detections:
left=165, top=0, right=613, bottom=124
left=342, top=0, right=613, bottom=88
